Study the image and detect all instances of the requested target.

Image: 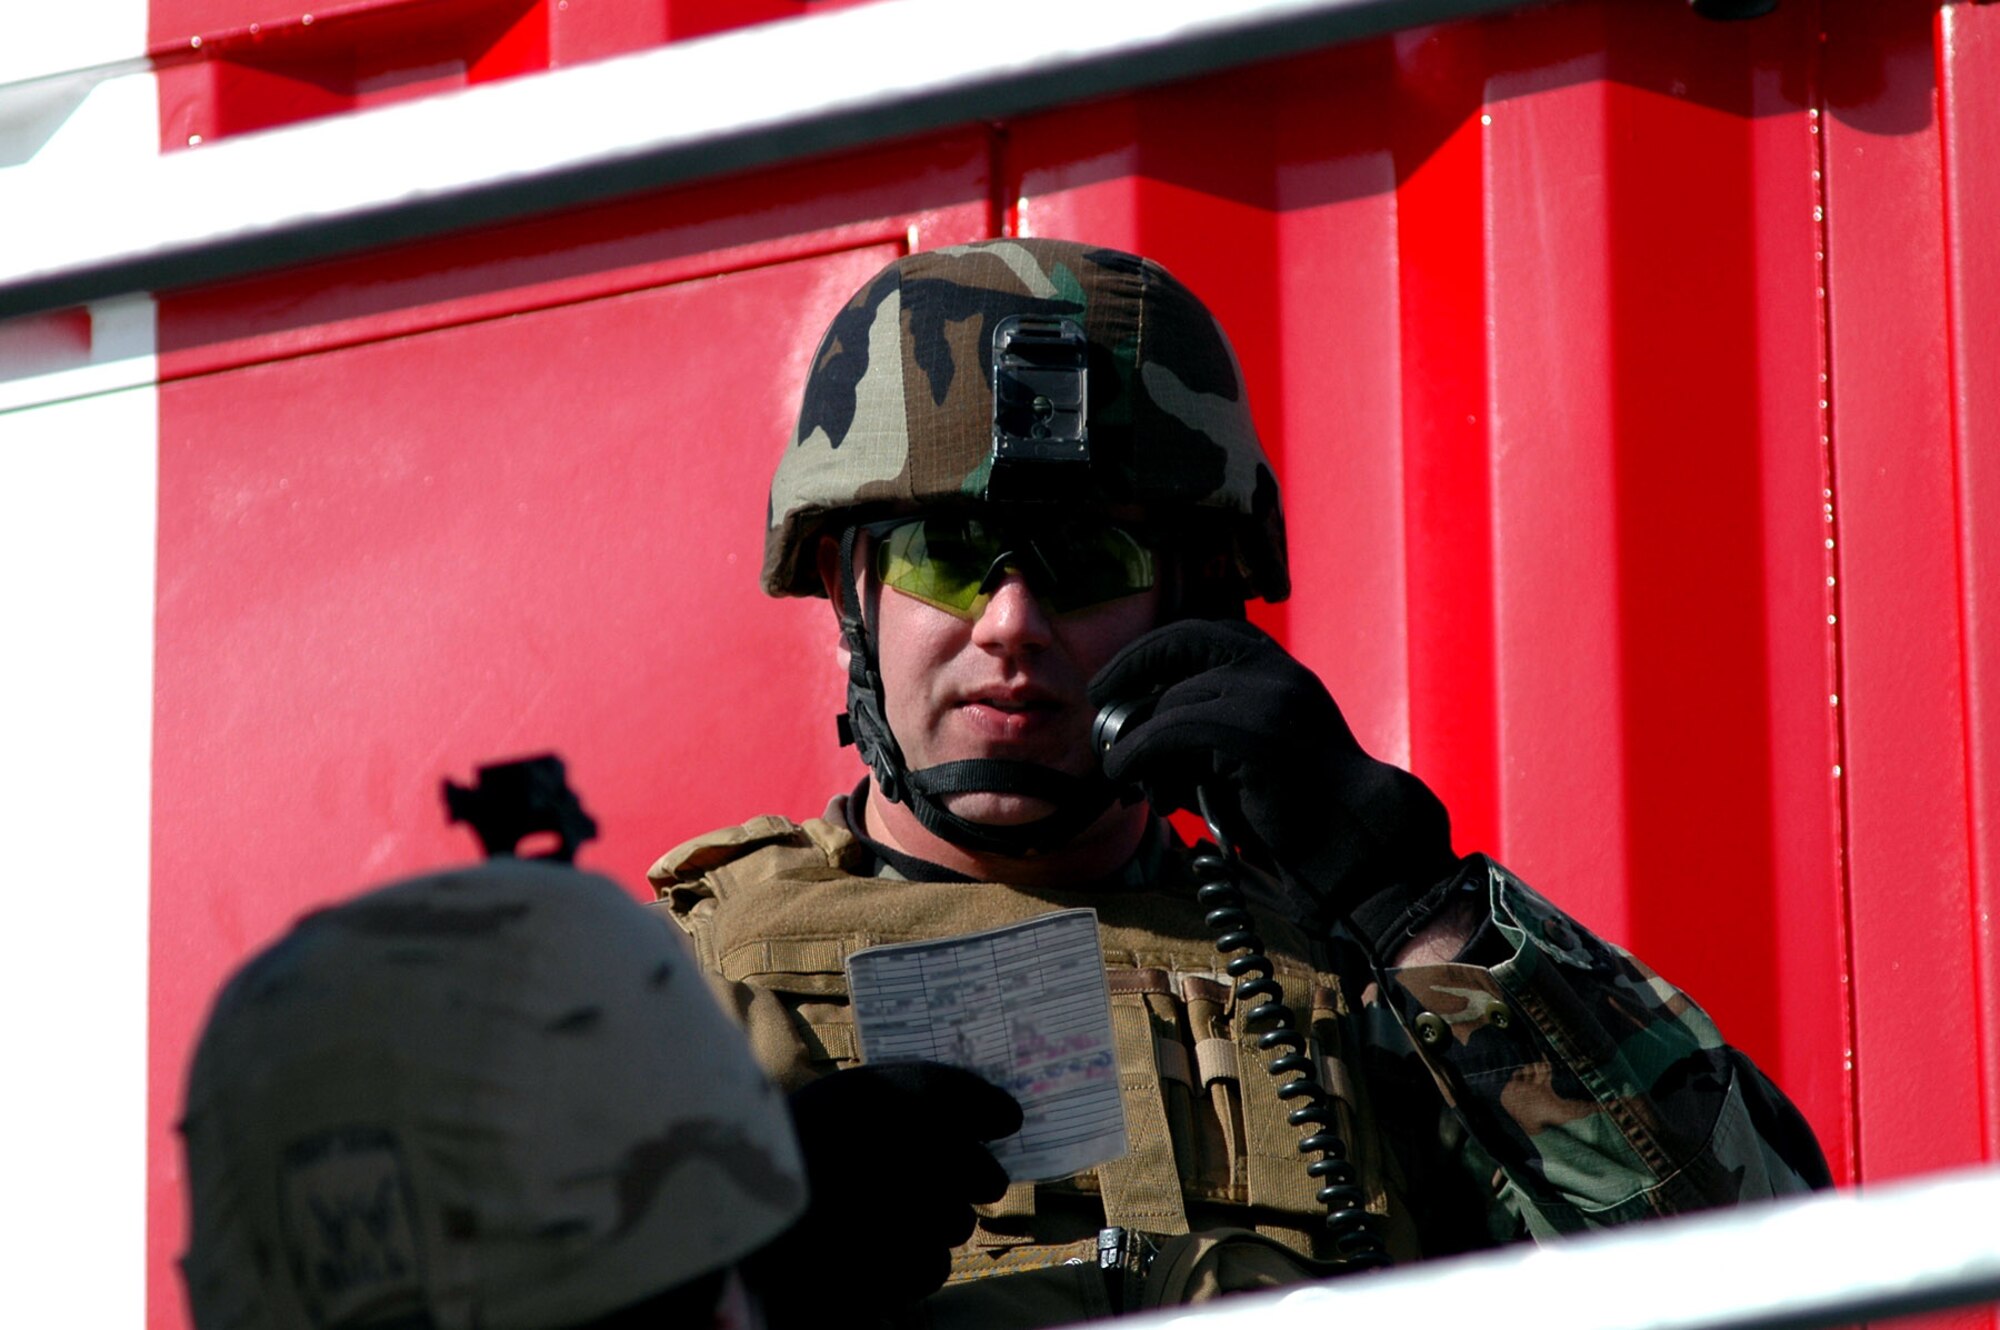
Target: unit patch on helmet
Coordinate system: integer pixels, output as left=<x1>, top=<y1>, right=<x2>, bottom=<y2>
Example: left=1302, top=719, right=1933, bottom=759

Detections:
left=279, top=1126, right=430, bottom=1330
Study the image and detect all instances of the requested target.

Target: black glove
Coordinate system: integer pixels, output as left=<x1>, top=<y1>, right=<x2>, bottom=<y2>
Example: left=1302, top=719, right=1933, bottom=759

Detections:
left=747, top=1062, right=1023, bottom=1324
left=1088, top=619, right=1457, bottom=945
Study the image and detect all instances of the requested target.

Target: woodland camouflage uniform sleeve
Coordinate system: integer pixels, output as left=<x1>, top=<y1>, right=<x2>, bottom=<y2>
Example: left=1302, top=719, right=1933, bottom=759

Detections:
left=1374, top=854, right=1831, bottom=1239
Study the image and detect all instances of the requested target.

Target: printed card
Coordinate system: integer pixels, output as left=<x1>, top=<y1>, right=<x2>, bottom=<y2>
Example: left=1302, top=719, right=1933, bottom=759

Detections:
left=846, top=908, right=1127, bottom=1182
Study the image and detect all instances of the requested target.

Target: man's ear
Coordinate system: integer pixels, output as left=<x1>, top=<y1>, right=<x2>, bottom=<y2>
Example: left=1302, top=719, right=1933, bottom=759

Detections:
left=815, top=533, right=844, bottom=605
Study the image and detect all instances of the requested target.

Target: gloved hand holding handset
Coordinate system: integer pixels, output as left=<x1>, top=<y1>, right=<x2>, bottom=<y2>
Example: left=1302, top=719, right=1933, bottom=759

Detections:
left=1088, top=619, right=1459, bottom=955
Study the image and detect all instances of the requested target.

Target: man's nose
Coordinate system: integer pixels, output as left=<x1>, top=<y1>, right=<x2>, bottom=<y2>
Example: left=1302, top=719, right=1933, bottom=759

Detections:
left=971, top=571, right=1053, bottom=653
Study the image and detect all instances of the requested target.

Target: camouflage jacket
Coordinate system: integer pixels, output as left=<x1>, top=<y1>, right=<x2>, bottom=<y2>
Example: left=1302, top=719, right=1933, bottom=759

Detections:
left=651, top=800, right=1827, bottom=1316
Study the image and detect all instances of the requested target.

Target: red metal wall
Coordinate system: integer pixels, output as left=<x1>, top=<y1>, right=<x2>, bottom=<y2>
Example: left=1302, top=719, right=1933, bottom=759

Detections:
left=139, top=0, right=1999, bottom=1325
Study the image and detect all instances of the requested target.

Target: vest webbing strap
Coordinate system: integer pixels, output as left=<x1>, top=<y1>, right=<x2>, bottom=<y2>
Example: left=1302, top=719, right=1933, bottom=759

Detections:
left=1098, top=997, right=1190, bottom=1235
left=1193, top=1037, right=1239, bottom=1086
left=1155, top=1035, right=1194, bottom=1090
left=719, top=937, right=853, bottom=982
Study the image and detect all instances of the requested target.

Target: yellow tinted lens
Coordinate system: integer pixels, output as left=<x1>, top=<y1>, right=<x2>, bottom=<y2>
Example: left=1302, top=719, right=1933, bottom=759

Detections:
left=873, top=517, right=1153, bottom=617
left=875, top=520, right=991, bottom=615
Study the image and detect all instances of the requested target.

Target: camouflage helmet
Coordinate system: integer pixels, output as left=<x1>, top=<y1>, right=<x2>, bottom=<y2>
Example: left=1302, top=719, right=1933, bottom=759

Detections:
left=766, top=238, right=1290, bottom=603
left=179, top=858, right=805, bottom=1330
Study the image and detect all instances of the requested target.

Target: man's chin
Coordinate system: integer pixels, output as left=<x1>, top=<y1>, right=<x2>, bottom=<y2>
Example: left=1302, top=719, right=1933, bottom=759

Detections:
left=940, top=792, right=1061, bottom=827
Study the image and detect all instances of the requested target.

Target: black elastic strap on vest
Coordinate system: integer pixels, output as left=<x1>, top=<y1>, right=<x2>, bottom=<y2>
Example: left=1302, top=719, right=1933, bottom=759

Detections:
left=834, top=524, right=1118, bottom=857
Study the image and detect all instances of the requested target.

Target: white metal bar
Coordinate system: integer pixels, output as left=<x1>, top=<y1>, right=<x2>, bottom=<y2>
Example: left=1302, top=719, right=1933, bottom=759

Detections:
left=0, top=0, right=150, bottom=89
left=0, top=0, right=1546, bottom=321
left=1134, top=1166, right=2000, bottom=1330
left=0, top=363, right=157, bottom=1330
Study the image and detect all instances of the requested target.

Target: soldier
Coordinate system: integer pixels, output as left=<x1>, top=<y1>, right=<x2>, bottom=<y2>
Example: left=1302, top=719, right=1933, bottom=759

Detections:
left=651, top=239, right=1830, bottom=1326
left=178, top=853, right=1019, bottom=1329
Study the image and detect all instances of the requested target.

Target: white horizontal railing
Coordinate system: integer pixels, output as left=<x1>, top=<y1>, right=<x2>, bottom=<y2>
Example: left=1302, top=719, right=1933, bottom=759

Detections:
left=1132, top=1165, right=2000, bottom=1330
left=0, top=0, right=1548, bottom=321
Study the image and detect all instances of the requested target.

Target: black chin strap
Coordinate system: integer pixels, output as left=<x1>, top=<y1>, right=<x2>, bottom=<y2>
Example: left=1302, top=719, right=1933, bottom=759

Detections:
left=904, top=760, right=1115, bottom=856
left=835, top=526, right=1118, bottom=857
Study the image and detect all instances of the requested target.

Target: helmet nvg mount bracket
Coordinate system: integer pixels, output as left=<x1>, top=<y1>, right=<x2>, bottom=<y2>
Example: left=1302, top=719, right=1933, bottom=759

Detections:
left=986, top=313, right=1091, bottom=503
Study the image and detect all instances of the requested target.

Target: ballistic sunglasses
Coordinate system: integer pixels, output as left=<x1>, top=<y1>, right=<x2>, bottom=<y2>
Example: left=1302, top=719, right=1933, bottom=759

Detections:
left=867, top=515, right=1156, bottom=619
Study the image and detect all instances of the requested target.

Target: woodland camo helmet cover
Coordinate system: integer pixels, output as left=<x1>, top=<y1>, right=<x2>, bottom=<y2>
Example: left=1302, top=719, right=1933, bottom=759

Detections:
left=764, top=238, right=1290, bottom=602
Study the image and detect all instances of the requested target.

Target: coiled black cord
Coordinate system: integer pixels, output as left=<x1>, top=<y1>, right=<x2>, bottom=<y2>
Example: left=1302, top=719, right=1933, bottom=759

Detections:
left=1192, top=786, right=1391, bottom=1270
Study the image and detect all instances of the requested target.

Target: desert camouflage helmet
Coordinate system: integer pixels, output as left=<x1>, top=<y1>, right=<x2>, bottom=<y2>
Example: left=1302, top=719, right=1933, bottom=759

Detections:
left=180, top=858, right=805, bottom=1330
left=766, top=238, right=1290, bottom=602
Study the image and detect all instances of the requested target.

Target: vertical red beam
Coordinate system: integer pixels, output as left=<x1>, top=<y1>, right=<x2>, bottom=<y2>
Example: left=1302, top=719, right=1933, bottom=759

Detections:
left=1938, top=0, right=2000, bottom=1167
left=1130, top=72, right=1289, bottom=653
left=1743, top=0, right=1857, bottom=1172
left=1481, top=12, right=1631, bottom=939
left=1269, top=41, right=1419, bottom=775
left=1822, top=0, right=1985, bottom=1206
left=1389, top=21, right=1500, bottom=859
left=1600, top=2, right=1787, bottom=1089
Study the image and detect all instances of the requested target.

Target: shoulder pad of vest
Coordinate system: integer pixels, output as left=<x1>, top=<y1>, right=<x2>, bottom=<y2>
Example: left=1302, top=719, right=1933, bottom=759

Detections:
left=650, top=814, right=865, bottom=890
left=648, top=815, right=811, bottom=891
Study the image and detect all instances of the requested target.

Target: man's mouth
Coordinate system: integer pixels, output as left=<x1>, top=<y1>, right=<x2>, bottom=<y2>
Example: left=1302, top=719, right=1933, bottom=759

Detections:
left=956, top=690, right=1066, bottom=736
left=961, top=686, right=1061, bottom=711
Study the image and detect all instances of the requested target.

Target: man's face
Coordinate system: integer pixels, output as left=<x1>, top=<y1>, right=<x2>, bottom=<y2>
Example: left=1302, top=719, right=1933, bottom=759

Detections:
left=847, top=523, right=1163, bottom=826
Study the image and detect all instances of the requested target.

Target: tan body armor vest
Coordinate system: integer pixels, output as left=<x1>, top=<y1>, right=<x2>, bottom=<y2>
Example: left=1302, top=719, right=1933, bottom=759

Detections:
left=653, top=816, right=1419, bottom=1305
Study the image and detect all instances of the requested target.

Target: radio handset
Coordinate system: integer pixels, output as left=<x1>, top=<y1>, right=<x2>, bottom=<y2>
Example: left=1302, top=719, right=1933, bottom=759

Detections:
left=1092, top=698, right=1391, bottom=1270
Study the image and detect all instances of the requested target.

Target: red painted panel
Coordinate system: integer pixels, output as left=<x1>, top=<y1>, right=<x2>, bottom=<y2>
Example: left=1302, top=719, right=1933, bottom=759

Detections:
left=554, top=0, right=880, bottom=66
left=154, top=0, right=549, bottom=150
left=1939, top=0, right=2000, bottom=1165
left=1600, top=7, right=1790, bottom=1097
left=659, top=0, right=795, bottom=41
left=1468, top=0, right=1848, bottom=1167
left=1480, top=17, right=1631, bottom=945
left=546, top=0, right=669, bottom=67
left=1822, top=0, right=1984, bottom=1191
left=1740, top=0, right=1856, bottom=1175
